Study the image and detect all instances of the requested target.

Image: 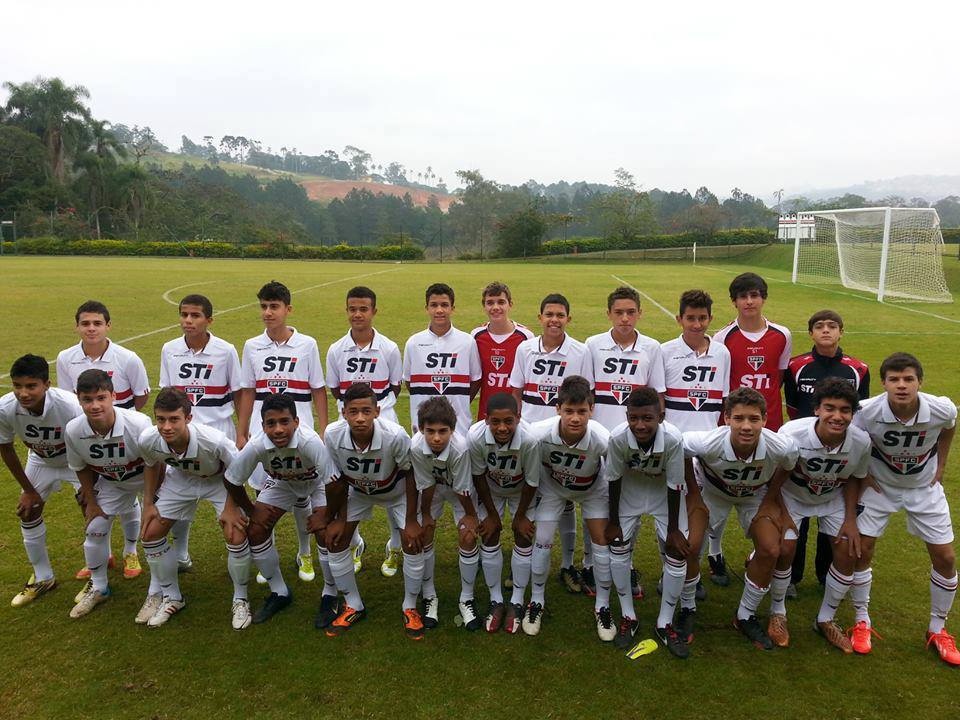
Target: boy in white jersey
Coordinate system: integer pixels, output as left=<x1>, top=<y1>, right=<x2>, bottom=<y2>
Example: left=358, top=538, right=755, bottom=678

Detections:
left=523, top=376, right=612, bottom=639
left=326, top=285, right=404, bottom=578
left=136, top=388, right=247, bottom=628
left=322, top=384, right=413, bottom=638
left=57, top=300, right=150, bottom=581
left=66, top=370, right=153, bottom=618
left=223, top=394, right=334, bottom=625
left=849, top=352, right=959, bottom=666
left=0, top=355, right=83, bottom=606
left=236, top=280, right=327, bottom=585
left=777, top=379, right=870, bottom=653
left=159, top=293, right=242, bottom=572
left=403, top=283, right=481, bottom=437
left=604, top=388, right=689, bottom=656
left=467, top=393, right=540, bottom=633
left=682, top=387, right=799, bottom=650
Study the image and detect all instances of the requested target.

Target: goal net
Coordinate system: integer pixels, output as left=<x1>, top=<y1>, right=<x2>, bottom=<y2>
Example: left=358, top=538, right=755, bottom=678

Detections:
left=791, top=207, right=952, bottom=303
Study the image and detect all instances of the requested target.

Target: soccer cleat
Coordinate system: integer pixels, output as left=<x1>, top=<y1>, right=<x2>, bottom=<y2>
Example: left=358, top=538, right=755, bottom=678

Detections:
left=708, top=554, right=730, bottom=586
left=314, top=594, right=340, bottom=630
left=595, top=606, right=616, bottom=642
left=630, top=568, right=643, bottom=600
left=580, top=566, right=596, bottom=597
left=69, top=584, right=111, bottom=618
left=504, top=570, right=514, bottom=591
left=926, top=629, right=960, bottom=666
left=485, top=601, right=505, bottom=633
left=75, top=554, right=115, bottom=580
left=734, top=614, right=773, bottom=650
left=421, top=596, right=439, bottom=629
left=655, top=623, right=690, bottom=659
left=11, top=575, right=57, bottom=607
left=675, top=607, right=696, bottom=644
left=135, top=592, right=163, bottom=624
left=256, top=571, right=268, bottom=585
left=177, top=557, right=194, bottom=574
left=614, top=616, right=640, bottom=650
left=815, top=620, right=853, bottom=654
left=147, top=596, right=186, bottom=628
left=381, top=544, right=402, bottom=578
left=767, top=613, right=790, bottom=647
left=352, top=536, right=365, bottom=573
left=326, top=605, right=367, bottom=637
left=558, top=565, right=582, bottom=594
left=521, top=601, right=543, bottom=636
left=296, top=553, right=315, bottom=582
left=403, top=608, right=425, bottom=640
left=848, top=620, right=881, bottom=655
left=458, top=599, right=483, bottom=631
left=696, top=580, right=707, bottom=601
left=252, top=591, right=293, bottom=624
left=785, top=582, right=798, bottom=599
left=122, top=552, right=142, bottom=579
left=504, top=602, right=524, bottom=634
left=231, top=599, right=252, bottom=631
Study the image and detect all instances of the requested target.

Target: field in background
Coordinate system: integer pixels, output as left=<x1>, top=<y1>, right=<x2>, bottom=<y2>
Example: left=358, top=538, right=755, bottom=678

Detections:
left=1, top=247, right=959, bottom=719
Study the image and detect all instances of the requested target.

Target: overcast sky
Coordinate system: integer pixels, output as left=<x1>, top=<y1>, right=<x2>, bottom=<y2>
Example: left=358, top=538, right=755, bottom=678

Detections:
left=4, top=0, right=957, bottom=199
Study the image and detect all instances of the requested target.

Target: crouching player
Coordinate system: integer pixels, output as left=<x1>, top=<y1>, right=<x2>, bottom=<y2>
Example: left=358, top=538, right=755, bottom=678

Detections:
left=525, top=376, right=612, bottom=639
left=65, top=370, right=153, bottom=618
left=604, top=388, right=689, bottom=656
left=321, top=384, right=413, bottom=637
left=850, top=352, right=959, bottom=666
left=222, top=394, right=333, bottom=624
left=0, top=355, right=83, bottom=606
left=136, top=388, right=247, bottom=628
left=683, top=388, right=799, bottom=649
left=467, top=394, right=540, bottom=633
left=777, top=379, right=871, bottom=652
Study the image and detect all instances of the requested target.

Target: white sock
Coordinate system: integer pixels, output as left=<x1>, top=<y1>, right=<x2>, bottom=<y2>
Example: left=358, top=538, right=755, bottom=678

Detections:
left=317, top=546, right=337, bottom=596
left=929, top=568, right=958, bottom=634
left=227, top=540, right=251, bottom=601
left=21, top=517, right=53, bottom=582
left=293, top=501, right=312, bottom=557
left=421, top=543, right=437, bottom=598
left=170, top=519, right=192, bottom=563
left=84, top=515, right=113, bottom=593
left=532, top=521, right=557, bottom=605
left=610, top=546, right=635, bottom=619
left=851, top=568, right=872, bottom=625
left=737, top=575, right=768, bottom=621
left=581, top=517, right=593, bottom=569
left=330, top=548, right=363, bottom=610
left=592, top=544, right=612, bottom=611
left=458, top=545, right=480, bottom=602
left=817, top=564, right=852, bottom=623
left=481, top=543, right=504, bottom=603
left=658, top=555, right=686, bottom=628
left=402, top=551, right=424, bottom=609
left=250, top=537, right=288, bottom=596
left=509, top=545, right=532, bottom=606
left=559, top=505, right=576, bottom=568
left=143, top=536, right=181, bottom=601
left=120, top=501, right=140, bottom=555
left=769, top=567, right=792, bottom=616
left=681, top=572, right=700, bottom=611
left=387, top=514, right=402, bottom=552
left=708, top=517, right=726, bottom=557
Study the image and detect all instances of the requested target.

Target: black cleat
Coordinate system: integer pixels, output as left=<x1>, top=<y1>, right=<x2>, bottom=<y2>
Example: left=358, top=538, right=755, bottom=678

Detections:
left=708, top=554, right=730, bottom=587
left=696, top=580, right=707, bottom=601
left=252, top=591, right=293, bottom=624
left=655, top=623, right=690, bottom=659
left=734, top=614, right=773, bottom=650
left=559, top=565, right=582, bottom=594
left=580, top=566, right=596, bottom=597
left=675, top=606, right=696, bottom=644
left=314, top=593, right=340, bottom=629
left=630, top=568, right=643, bottom=600
left=614, top=616, right=640, bottom=649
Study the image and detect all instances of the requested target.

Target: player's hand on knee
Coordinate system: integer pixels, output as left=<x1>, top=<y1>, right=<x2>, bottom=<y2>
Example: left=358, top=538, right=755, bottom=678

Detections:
left=16, top=490, right=44, bottom=520
left=458, top=514, right=479, bottom=544
left=478, top=513, right=500, bottom=543
left=84, top=501, right=107, bottom=525
left=604, top=522, right=625, bottom=547
left=666, top=528, right=690, bottom=558
left=306, top=509, right=327, bottom=536
left=512, top=514, right=535, bottom=542
left=403, top=520, right=423, bottom=553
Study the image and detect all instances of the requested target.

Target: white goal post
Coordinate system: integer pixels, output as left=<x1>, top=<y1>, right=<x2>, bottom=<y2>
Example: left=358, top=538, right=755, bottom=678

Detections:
left=790, top=206, right=953, bottom=303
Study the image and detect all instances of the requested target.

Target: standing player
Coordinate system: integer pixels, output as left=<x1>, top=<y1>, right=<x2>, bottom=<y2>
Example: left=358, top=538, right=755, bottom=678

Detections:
left=159, top=293, right=242, bottom=573
left=65, top=369, right=153, bottom=618
left=850, top=353, right=959, bottom=666
left=57, top=300, right=150, bottom=581
left=403, top=283, right=481, bottom=436
left=236, top=280, right=327, bottom=585
left=0, top=355, right=83, bottom=606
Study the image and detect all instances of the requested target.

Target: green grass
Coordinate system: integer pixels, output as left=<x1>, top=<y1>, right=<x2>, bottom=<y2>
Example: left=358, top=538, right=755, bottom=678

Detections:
left=2, top=250, right=960, bottom=719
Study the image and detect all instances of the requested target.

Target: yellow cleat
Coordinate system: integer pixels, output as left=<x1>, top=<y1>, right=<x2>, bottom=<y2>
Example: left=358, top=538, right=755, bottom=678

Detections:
left=381, top=545, right=402, bottom=578
left=353, top=536, right=365, bottom=574
left=297, top=553, right=316, bottom=582
left=11, top=575, right=57, bottom=607
left=123, top=552, right=142, bottom=579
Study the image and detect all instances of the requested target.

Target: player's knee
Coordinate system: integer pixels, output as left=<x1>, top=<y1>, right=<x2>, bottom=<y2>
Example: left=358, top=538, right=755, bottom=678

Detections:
left=513, top=533, right=532, bottom=549
left=779, top=539, right=797, bottom=563
left=458, top=529, right=477, bottom=550
left=141, top=521, right=167, bottom=542
left=486, top=529, right=502, bottom=546
left=223, top=526, right=245, bottom=545
left=930, top=544, right=956, bottom=574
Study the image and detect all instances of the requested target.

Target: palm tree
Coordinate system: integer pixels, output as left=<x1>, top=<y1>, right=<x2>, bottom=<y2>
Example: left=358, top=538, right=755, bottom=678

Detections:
left=74, top=119, right=127, bottom=238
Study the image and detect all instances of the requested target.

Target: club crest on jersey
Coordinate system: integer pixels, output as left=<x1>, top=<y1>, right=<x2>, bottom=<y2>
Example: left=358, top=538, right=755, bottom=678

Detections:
left=890, top=455, right=919, bottom=473
left=747, top=355, right=764, bottom=371
left=185, top=385, right=205, bottom=405
left=267, top=379, right=288, bottom=394
left=537, top=384, right=558, bottom=405
left=490, top=353, right=506, bottom=370
left=687, top=389, right=709, bottom=410
left=610, top=383, right=634, bottom=404
left=431, top=375, right=451, bottom=393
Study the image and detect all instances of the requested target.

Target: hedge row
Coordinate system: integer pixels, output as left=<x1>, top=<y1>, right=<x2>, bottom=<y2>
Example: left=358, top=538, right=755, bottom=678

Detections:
left=538, top=228, right=774, bottom=256
left=0, top=237, right=424, bottom=261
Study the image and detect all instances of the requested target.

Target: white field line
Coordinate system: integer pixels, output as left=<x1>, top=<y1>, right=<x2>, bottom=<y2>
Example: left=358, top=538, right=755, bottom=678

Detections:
left=610, top=274, right=674, bottom=319
left=162, top=281, right=219, bottom=306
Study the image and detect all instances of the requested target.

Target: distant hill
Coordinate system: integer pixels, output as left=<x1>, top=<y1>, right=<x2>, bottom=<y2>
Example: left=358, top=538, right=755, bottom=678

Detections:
left=788, top=175, right=960, bottom=203
left=299, top=177, right=455, bottom=210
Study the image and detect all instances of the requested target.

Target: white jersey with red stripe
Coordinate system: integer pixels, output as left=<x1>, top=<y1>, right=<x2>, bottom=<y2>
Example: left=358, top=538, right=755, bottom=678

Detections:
left=660, top=335, right=731, bottom=432
left=778, top=417, right=871, bottom=505
left=57, top=340, right=150, bottom=409
left=326, top=329, right=402, bottom=420
left=403, top=326, right=481, bottom=436
left=159, top=333, right=241, bottom=426
left=225, top=425, right=332, bottom=495
left=683, top=426, right=798, bottom=498
left=530, top=417, right=609, bottom=493
left=471, top=323, right=534, bottom=420
left=586, top=330, right=666, bottom=431
left=65, top=407, right=152, bottom=485
left=240, top=328, right=325, bottom=430
left=509, top=334, right=593, bottom=423
left=852, top=392, right=957, bottom=490
left=467, top=418, right=541, bottom=496
left=324, top=417, right=411, bottom=500
left=410, top=430, right=473, bottom=494
left=138, top=422, right=237, bottom=482
left=602, top=420, right=685, bottom=496
left=0, top=387, right=82, bottom=469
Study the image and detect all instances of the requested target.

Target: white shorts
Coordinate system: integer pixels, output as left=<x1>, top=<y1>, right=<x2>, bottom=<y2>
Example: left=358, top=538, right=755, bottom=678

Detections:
left=481, top=491, right=521, bottom=521
left=857, top=481, right=954, bottom=545
left=783, top=492, right=846, bottom=539
left=347, top=488, right=406, bottom=528
left=256, top=478, right=325, bottom=513
left=155, top=470, right=228, bottom=522
left=534, top=478, right=608, bottom=521
left=93, top=478, right=144, bottom=517
left=429, top=485, right=471, bottom=525
left=618, top=490, right=689, bottom=546
left=25, top=456, right=79, bottom=500
left=702, top=484, right=764, bottom=539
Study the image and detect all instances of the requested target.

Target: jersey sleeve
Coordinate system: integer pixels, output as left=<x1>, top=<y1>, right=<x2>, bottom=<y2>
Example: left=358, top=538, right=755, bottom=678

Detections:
left=778, top=435, right=800, bottom=470
left=224, top=442, right=261, bottom=486
left=718, top=346, right=731, bottom=397
left=55, top=351, right=72, bottom=392
left=65, top=426, right=86, bottom=472
left=859, top=369, right=870, bottom=401
left=520, top=435, right=541, bottom=488
left=226, top=343, right=242, bottom=392
left=682, top=431, right=709, bottom=459
left=240, top=341, right=256, bottom=390
left=411, top=452, right=434, bottom=491
left=0, top=404, right=15, bottom=444
left=664, top=433, right=685, bottom=491
left=451, top=451, right=473, bottom=494
left=387, top=343, right=403, bottom=386
left=307, top=339, right=325, bottom=389
left=778, top=329, right=793, bottom=371
left=325, top=345, right=340, bottom=394
left=602, top=432, right=627, bottom=483
left=468, top=431, right=486, bottom=476
left=850, top=443, right=871, bottom=479
left=126, top=352, right=151, bottom=397
left=393, top=429, right=412, bottom=471
left=647, top=344, right=666, bottom=393
left=402, top=339, right=413, bottom=383
left=468, top=340, right=482, bottom=382
left=136, top=430, right=161, bottom=467
left=783, top=361, right=799, bottom=418
left=578, top=347, right=595, bottom=387
left=508, top=345, right=526, bottom=390
left=159, top=348, right=171, bottom=387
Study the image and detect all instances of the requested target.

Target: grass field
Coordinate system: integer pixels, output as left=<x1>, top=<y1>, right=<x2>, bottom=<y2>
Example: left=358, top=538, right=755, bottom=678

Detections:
left=2, top=248, right=960, bottom=719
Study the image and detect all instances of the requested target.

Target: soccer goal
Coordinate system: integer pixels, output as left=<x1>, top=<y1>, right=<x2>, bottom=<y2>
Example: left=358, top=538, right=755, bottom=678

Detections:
left=791, top=207, right=952, bottom=303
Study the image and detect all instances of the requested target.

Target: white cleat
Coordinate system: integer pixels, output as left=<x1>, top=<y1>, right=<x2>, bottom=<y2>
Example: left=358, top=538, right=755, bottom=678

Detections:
left=147, top=596, right=186, bottom=628
left=135, top=593, right=163, bottom=624
left=70, top=584, right=110, bottom=618
left=232, top=598, right=252, bottom=630
left=595, top=606, right=616, bottom=642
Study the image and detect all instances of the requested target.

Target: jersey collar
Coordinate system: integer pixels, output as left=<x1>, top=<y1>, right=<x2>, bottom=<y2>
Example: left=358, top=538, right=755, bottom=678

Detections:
left=160, top=425, right=199, bottom=458
left=879, top=394, right=930, bottom=425
left=722, top=429, right=766, bottom=462
left=626, top=424, right=664, bottom=455
left=536, top=334, right=570, bottom=355
left=807, top=418, right=851, bottom=454
left=484, top=424, right=523, bottom=451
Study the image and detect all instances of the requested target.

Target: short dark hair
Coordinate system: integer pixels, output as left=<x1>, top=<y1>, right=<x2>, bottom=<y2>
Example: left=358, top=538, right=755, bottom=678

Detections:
left=812, top=378, right=859, bottom=413
left=76, top=369, right=113, bottom=395
left=10, top=354, right=49, bottom=382
left=418, top=397, right=457, bottom=430
left=626, top=387, right=660, bottom=410
left=724, top=387, right=766, bottom=416
left=540, top=293, right=570, bottom=314
left=75, top=300, right=110, bottom=324
left=557, top=375, right=593, bottom=406
left=679, top=289, right=713, bottom=316
left=346, top=286, right=377, bottom=308
left=154, top=387, right=192, bottom=416
left=607, top=286, right=640, bottom=311
left=728, top=272, right=768, bottom=301
left=880, top=352, right=924, bottom=381
left=486, top=392, right=519, bottom=416
left=342, top=383, right=377, bottom=406
left=261, top=393, right=297, bottom=418
left=180, top=294, right=213, bottom=318
left=482, top=281, right=512, bottom=303
left=425, top=283, right=455, bottom=306
left=807, top=309, right=844, bottom=332
left=258, top=280, right=291, bottom=305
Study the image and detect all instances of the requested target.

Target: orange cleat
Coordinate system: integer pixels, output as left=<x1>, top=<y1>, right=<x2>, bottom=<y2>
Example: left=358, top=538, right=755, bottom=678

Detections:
left=926, top=629, right=960, bottom=666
